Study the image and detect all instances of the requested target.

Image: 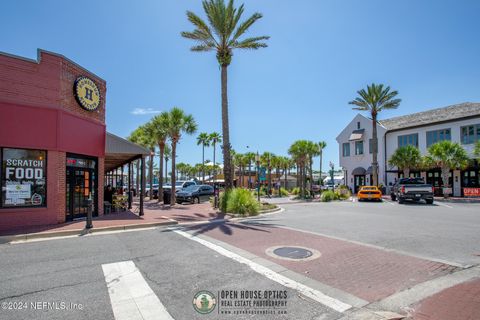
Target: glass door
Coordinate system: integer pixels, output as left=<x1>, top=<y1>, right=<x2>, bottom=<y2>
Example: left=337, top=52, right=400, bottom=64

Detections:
left=66, top=167, right=93, bottom=220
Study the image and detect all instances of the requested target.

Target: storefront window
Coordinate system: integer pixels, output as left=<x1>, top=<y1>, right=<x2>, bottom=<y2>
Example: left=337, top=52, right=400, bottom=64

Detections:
left=1, top=148, right=47, bottom=208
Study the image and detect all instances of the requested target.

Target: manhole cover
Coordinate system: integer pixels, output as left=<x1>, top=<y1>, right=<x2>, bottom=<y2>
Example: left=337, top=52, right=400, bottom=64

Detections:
left=273, top=247, right=313, bottom=259
left=265, top=246, right=321, bottom=262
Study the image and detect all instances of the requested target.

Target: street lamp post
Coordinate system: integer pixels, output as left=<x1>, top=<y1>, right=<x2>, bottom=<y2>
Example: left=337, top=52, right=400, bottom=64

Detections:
left=329, top=161, right=335, bottom=187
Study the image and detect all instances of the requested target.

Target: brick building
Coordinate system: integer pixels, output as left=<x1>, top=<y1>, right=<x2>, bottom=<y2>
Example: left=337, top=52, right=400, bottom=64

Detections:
left=0, top=49, right=147, bottom=232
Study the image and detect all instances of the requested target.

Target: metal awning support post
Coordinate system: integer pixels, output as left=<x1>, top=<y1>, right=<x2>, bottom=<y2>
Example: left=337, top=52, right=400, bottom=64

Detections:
left=139, top=157, right=145, bottom=216
left=128, top=161, right=132, bottom=209
left=121, top=165, right=124, bottom=190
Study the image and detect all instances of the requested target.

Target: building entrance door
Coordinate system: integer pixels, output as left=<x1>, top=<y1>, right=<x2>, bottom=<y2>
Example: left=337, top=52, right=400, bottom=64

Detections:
left=66, top=168, right=93, bottom=220
left=65, top=155, right=97, bottom=221
left=354, top=175, right=365, bottom=193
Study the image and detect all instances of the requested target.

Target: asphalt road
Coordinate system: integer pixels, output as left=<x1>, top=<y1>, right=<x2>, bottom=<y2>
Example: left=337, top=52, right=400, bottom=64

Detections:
left=262, top=199, right=480, bottom=267
left=0, top=228, right=341, bottom=320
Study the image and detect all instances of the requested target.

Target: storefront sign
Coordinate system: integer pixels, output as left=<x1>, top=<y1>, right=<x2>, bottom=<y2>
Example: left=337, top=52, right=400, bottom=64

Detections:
left=2, top=148, right=47, bottom=207
left=74, top=76, right=101, bottom=111
left=464, top=188, right=480, bottom=197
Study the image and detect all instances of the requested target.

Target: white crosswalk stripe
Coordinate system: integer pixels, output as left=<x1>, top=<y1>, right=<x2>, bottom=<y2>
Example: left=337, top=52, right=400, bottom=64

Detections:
left=102, top=260, right=174, bottom=320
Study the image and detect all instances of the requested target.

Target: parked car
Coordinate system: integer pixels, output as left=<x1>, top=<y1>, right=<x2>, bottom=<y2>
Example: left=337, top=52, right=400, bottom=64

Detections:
left=391, top=178, right=434, bottom=204
left=163, top=180, right=197, bottom=194
left=176, top=185, right=214, bottom=204
left=357, top=186, right=382, bottom=202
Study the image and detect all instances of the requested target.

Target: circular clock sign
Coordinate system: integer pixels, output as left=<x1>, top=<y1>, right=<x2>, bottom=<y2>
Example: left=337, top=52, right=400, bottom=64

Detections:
left=74, top=76, right=101, bottom=111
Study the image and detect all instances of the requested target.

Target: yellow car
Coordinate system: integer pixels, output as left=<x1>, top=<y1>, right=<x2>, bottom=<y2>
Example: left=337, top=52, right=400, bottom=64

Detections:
left=357, top=186, right=382, bottom=202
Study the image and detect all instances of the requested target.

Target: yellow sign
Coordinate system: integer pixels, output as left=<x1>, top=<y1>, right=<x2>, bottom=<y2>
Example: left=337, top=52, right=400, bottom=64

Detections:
left=74, top=76, right=101, bottom=111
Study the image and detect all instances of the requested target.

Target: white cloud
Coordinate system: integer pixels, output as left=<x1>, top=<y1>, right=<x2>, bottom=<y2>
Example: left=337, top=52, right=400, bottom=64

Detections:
left=131, top=107, right=161, bottom=115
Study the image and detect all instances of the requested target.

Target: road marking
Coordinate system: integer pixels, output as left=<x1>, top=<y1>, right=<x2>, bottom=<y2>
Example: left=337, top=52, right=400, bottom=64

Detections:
left=102, top=260, right=174, bottom=320
left=174, top=229, right=352, bottom=313
left=435, top=202, right=453, bottom=208
left=382, top=199, right=395, bottom=206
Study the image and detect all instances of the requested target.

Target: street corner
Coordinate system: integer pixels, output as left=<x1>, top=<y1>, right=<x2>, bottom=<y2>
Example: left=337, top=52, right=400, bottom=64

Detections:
left=408, top=277, right=480, bottom=320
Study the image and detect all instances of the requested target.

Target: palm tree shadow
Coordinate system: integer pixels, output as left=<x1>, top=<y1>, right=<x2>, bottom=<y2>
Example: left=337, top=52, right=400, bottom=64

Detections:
left=187, top=219, right=280, bottom=236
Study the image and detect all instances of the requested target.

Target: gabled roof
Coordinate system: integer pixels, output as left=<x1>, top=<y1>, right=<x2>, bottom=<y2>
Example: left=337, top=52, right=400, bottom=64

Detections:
left=379, top=102, right=480, bottom=131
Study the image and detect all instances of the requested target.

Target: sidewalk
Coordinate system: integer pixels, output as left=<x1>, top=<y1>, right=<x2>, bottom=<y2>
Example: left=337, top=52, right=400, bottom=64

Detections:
left=410, top=277, right=480, bottom=320
left=0, top=200, right=221, bottom=240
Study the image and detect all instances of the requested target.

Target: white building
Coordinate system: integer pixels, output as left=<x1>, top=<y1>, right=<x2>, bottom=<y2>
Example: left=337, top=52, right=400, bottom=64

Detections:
left=336, top=102, right=480, bottom=196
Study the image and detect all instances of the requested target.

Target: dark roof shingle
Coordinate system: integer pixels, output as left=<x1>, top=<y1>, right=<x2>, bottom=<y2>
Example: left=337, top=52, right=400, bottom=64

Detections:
left=379, top=102, right=480, bottom=131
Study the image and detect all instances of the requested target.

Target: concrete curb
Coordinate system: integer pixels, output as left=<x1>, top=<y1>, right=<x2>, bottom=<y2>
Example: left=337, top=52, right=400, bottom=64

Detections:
left=0, top=220, right=178, bottom=243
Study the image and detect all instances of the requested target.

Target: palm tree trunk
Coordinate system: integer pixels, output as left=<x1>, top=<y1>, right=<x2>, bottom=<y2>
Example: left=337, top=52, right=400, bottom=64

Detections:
left=202, top=144, right=205, bottom=184
left=248, top=161, right=252, bottom=189
left=171, top=142, right=177, bottom=205
left=158, top=143, right=164, bottom=202
left=149, top=151, right=154, bottom=199
left=319, top=151, right=323, bottom=185
left=372, top=114, right=379, bottom=186
left=221, top=64, right=233, bottom=190
left=213, top=143, right=216, bottom=185
left=441, top=166, right=450, bottom=198
left=310, top=157, right=313, bottom=192
left=284, top=166, right=288, bottom=190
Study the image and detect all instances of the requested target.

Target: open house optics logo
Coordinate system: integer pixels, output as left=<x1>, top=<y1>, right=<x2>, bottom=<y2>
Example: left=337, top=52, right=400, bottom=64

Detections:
left=74, top=76, right=101, bottom=111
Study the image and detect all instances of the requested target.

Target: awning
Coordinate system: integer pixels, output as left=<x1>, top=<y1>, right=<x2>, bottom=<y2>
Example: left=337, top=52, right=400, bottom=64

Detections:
left=105, top=132, right=150, bottom=172
left=349, top=129, right=365, bottom=141
left=366, top=166, right=373, bottom=175
left=352, top=167, right=366, bottom=175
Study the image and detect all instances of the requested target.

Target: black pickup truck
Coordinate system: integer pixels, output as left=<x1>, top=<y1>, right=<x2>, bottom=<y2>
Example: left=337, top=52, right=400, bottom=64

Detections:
left=390, top=178, right=434, bottom=204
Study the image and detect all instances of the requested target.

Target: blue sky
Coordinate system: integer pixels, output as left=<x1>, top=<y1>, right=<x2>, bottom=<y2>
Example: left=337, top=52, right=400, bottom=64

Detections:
left=1, top=0, right=480, bottom=170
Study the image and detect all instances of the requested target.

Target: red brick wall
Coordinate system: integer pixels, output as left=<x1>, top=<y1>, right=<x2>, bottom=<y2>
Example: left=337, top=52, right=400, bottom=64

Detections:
left=0, top=50, right=107, bottom=231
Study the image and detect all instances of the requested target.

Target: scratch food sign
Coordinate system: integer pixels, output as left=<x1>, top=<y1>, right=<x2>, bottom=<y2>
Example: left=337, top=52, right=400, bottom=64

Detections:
left=2, top=148, right=46, bottom=207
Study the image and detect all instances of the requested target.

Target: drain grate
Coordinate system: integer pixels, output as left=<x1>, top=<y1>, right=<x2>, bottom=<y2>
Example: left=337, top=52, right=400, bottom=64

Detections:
left=273, top=247, right=313, bottom=259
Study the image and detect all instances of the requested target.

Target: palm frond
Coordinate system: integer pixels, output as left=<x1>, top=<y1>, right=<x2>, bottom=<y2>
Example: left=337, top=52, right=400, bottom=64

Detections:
left=231, top=12, right=263, bottom=42
left=190, top=44, right=216, bottom=52
left=183, top=11, right=217, bottom=44
left=231, top=36, right=269, bottom=49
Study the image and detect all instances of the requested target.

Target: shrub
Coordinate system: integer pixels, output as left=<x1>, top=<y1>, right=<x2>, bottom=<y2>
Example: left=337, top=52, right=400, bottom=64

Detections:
left=291, top=187, right=300, bottom=195
left=226, top=188, right=260, bottom=216
left=279, top=187, right=289, bottom=197
left=321, top=190, right=338, bottom=202
left=335, top=186, right=351, bottom=200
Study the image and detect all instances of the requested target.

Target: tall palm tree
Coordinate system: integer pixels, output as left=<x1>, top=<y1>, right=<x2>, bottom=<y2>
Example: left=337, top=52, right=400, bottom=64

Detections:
left=196, top=132, right=211, bottom=183
left=306, top=141, right=319, bottom=195
left=388, top=145, right=423, bottom=178
left=127, top=127, right=148, bottom=194
left=181, top=0, right=269, bottom=191
left=261, top=152, right=274, bottom=195
left=234, top=153, right=245, bottom=187
left=210, top=132, right=222, bottom=184
left=425, top=141, right=470, bottom=197
left=152, top=113, right=169, bottom=202
left=288, top=141, right=309, bottom=198
left=164, top=107, right=198, bottom=204
left=318, top=141, right=327, bottom=185
left=349, top=83, right=401, bottom=186
left=130, top=124, right=156, bottom=199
